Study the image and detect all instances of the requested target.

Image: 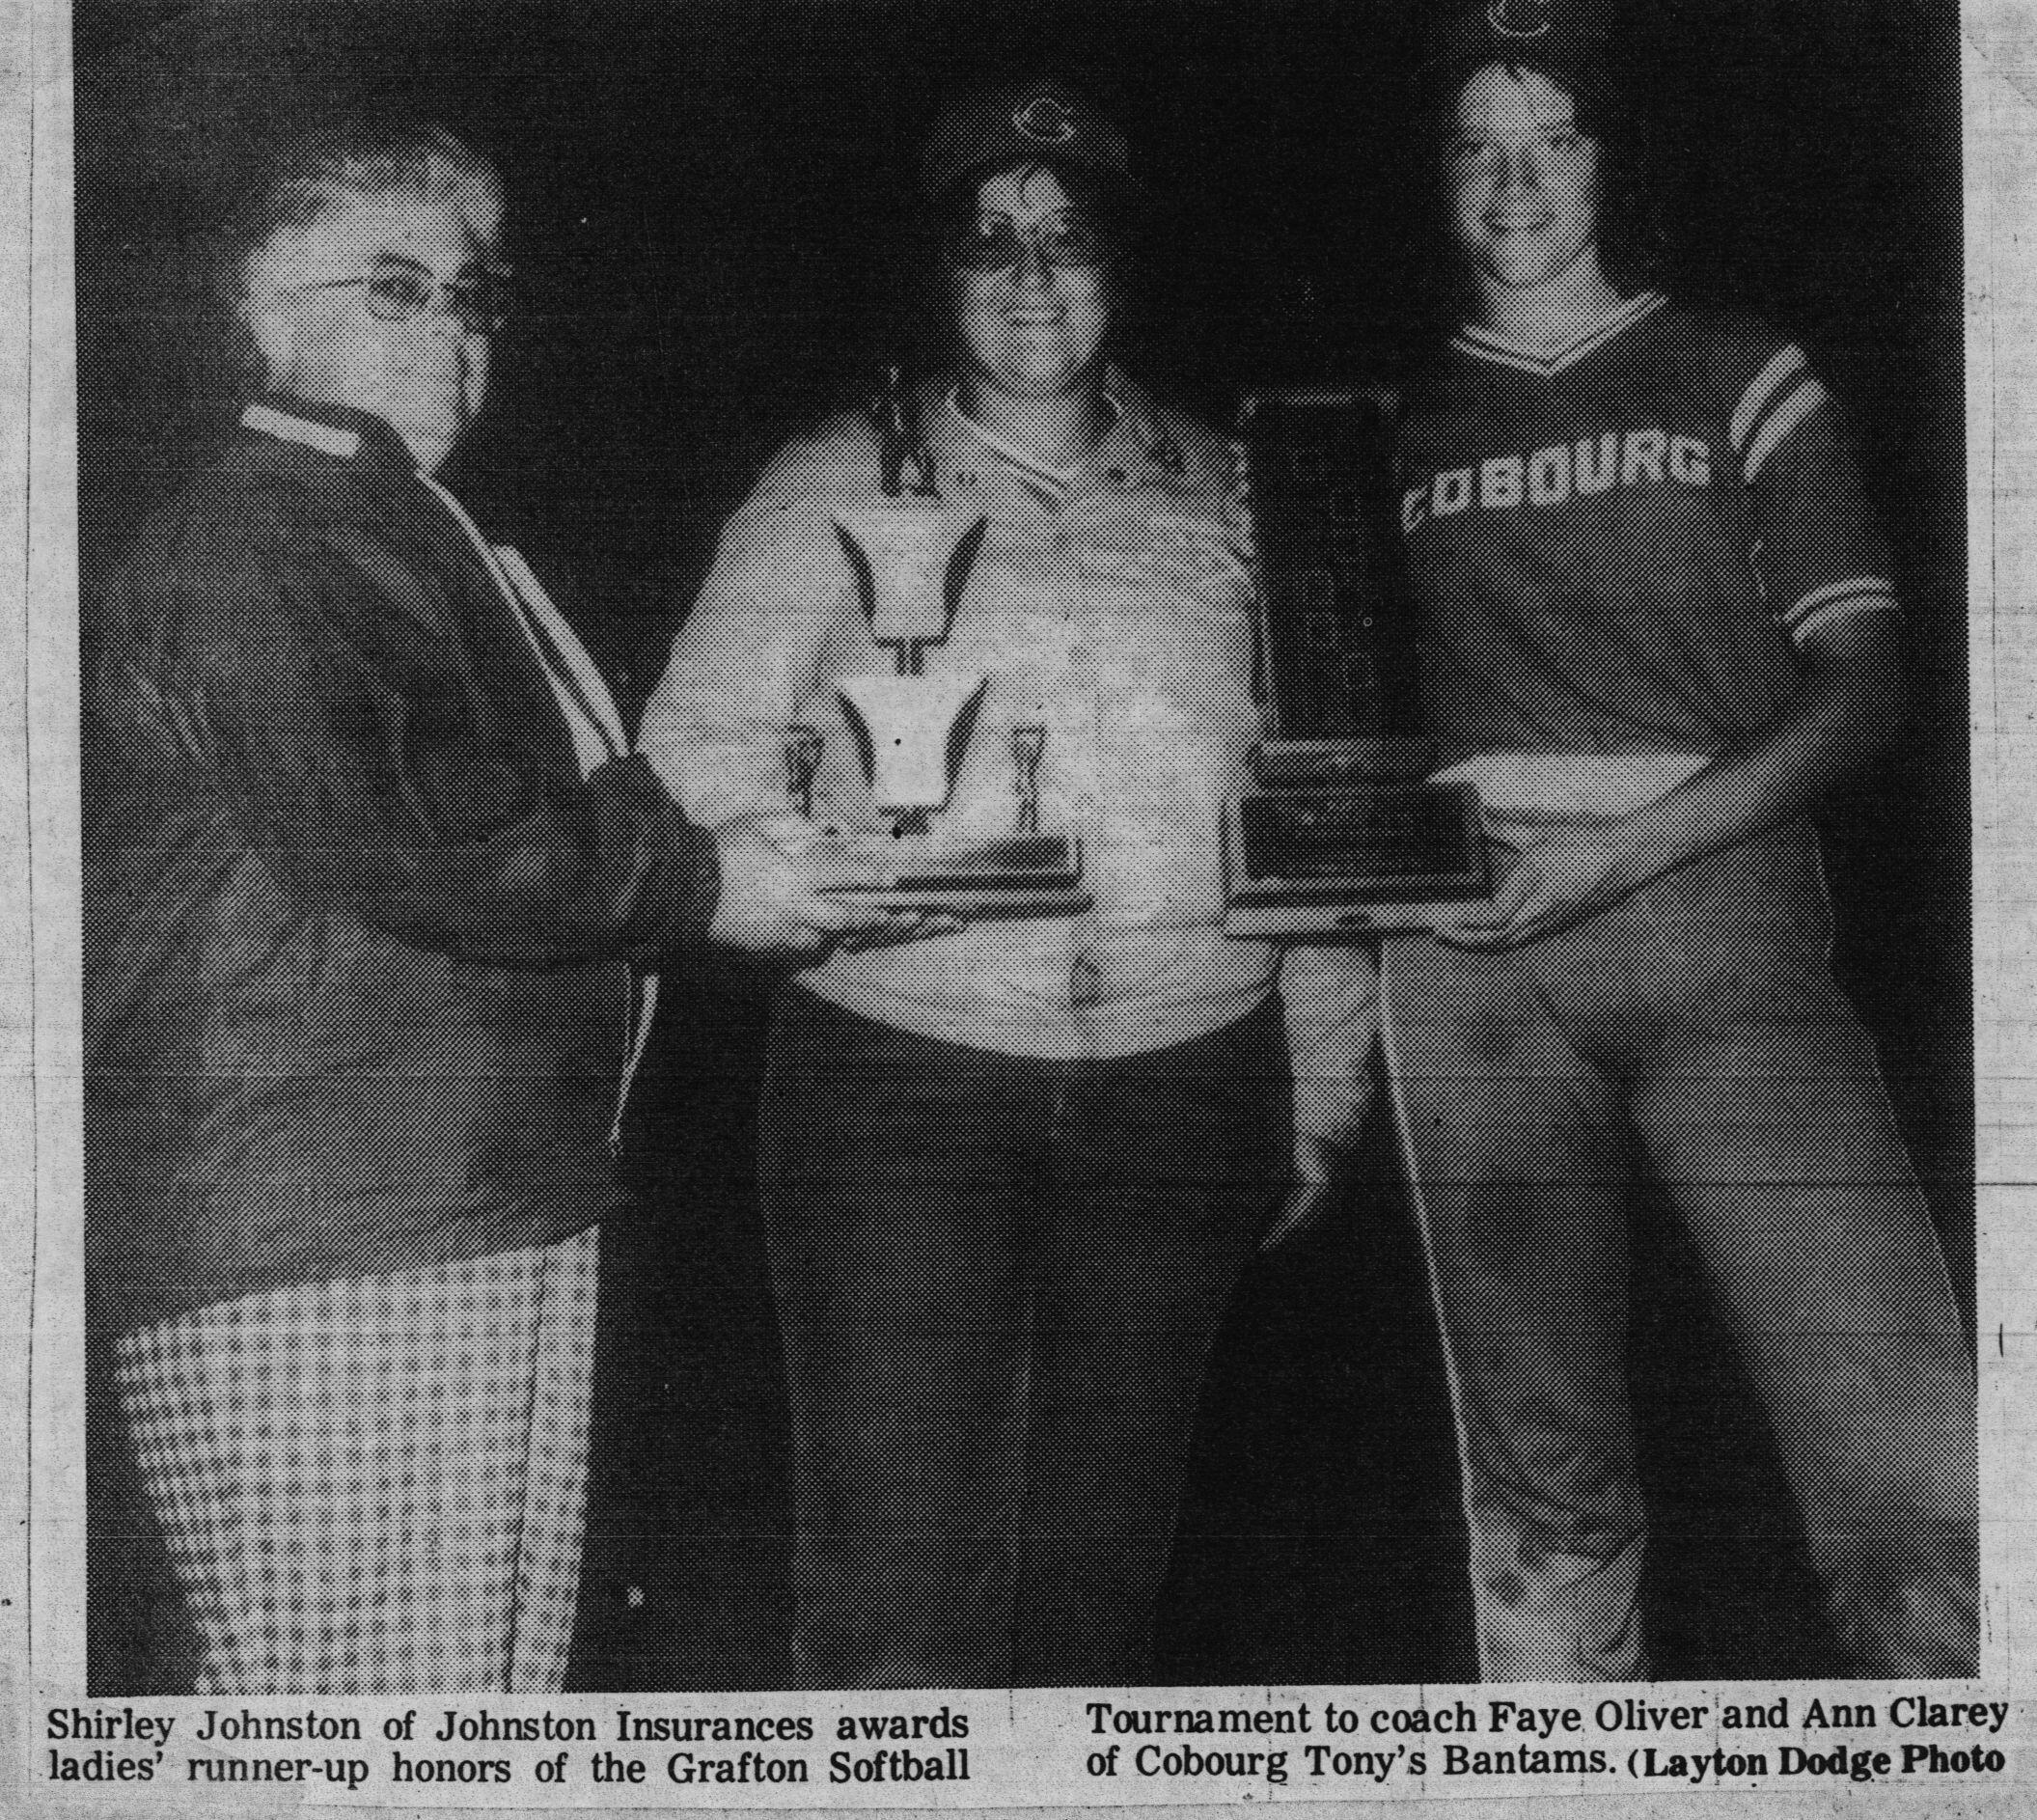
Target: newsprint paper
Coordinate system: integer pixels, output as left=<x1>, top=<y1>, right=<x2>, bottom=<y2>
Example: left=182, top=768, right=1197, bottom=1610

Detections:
left=8, top=0, right=2037, bottom=1814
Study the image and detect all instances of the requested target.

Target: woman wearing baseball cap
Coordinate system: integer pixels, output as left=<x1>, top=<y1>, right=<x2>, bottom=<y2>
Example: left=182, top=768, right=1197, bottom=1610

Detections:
left=642, top=78, right=1375, bottom=1687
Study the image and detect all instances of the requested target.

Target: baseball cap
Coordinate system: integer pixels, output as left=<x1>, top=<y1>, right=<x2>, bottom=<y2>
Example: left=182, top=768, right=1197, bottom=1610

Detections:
left=917, top=77, right=1133, bottom=204
left=1419, top=0, right=1619, bottom=85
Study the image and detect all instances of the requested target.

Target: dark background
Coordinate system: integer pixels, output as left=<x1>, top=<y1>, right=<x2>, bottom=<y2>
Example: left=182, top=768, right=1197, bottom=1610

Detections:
left=80, top=0, right=1969, bottom=1690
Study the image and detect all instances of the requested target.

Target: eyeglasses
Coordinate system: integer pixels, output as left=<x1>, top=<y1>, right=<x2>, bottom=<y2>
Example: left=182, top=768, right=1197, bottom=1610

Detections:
left=944, top=210, right=1113, bottom=272
left=275, top=254, right=515, bottom=333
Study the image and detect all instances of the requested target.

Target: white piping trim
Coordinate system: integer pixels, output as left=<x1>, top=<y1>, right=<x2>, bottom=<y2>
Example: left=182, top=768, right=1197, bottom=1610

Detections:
left=1451, top=291, right=1666, bottom=377
left=414, top=477, right=652, bottom=1155
left=417, top=472, right=625, bottom=785
left=1378, top=937, right=1492, bottom=1682
left=493, top=545, right=630, bottom=754
left=1783, top=573, right=1898, bottom=625
left=415, top=470, right=500, bottom=560
left=611, top=971, right=660, bottom=1150
left=1742, top=377, right=1830, bottom=482
left=1730, top=344, right=1806, bottom=452
left=239, top=402, right=362, bottom=460
left=1789, top=595, right=1899, bottom=646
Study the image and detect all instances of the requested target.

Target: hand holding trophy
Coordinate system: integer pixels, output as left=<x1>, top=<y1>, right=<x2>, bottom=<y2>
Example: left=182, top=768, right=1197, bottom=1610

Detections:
left=707, top=813, right=908, bottom=953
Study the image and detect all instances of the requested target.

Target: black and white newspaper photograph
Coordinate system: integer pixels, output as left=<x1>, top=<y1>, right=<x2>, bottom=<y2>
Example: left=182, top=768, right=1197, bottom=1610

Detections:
left=6, top=0, right=2036, bottom=1811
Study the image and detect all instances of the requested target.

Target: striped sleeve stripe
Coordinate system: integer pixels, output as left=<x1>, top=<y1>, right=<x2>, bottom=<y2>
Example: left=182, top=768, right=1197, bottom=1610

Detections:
left=1790, top=596, right=1899, bottom=645
left=1730, top=344, right=1806, bottom=451
left=1781, top=577, right=1899, bottom=642
left=1744, top=377, right=1831, bottom=482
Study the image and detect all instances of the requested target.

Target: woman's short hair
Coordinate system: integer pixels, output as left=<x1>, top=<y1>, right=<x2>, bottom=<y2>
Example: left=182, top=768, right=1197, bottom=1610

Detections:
left=206, top=117, right=502, bottom=410
left=228, top=117, right=505, bottom=299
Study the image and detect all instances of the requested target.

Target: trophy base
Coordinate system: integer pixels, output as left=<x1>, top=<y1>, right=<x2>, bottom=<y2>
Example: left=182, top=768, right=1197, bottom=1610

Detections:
left=812, top=831, right=1090, bottom=916
left=1221, top=783, right=1491, bottom=936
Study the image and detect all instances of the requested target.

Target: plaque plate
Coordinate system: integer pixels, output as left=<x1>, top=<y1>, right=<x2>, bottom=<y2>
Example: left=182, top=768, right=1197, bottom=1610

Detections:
left=1221, top=786, right=1488, bottom=935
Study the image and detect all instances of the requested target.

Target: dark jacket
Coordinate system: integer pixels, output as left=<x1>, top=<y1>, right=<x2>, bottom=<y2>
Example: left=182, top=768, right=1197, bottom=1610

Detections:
left=85, top=400, right=720, bottom=1328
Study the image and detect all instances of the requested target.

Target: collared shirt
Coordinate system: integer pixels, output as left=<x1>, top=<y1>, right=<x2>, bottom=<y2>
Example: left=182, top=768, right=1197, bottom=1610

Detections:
left=644, top=372, right=1345, bottom=1066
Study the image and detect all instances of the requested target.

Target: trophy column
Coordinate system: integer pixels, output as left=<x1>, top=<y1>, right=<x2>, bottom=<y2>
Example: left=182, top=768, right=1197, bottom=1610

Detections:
left=1222, top=388, right=1491, bottom=935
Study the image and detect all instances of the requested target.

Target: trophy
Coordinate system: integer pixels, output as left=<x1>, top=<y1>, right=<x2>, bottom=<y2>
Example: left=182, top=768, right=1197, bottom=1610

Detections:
left=784, top=448, right=1088, bottom=914
left=1221, top=387, right=1491, bottom=936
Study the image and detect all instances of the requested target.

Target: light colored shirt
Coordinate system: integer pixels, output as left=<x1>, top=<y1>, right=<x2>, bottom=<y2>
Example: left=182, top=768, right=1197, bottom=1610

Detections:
left=642, top=375, right=1374, bottom=1141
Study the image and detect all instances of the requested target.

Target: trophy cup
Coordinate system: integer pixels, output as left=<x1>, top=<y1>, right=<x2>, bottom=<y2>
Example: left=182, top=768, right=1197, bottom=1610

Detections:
left=1221, top=387, right=1491, bottom=936
left=785, top=490, right=1088, bottom=916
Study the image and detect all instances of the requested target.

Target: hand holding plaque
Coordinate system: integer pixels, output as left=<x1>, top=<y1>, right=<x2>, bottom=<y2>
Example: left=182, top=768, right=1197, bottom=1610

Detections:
left=788, top=501, right=1088, bottom=916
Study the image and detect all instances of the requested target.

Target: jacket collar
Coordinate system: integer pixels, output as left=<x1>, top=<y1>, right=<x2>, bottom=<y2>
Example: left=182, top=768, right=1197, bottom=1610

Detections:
left=238, top=397, right=418, bottom=470
left=934, top=367, right=1185, bottom=500
left=942, top=385, right=1122, bottom=492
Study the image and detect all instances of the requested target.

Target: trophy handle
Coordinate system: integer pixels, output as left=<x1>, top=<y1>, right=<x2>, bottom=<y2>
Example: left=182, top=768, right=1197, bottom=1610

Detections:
left=942, top=516, right=991, bottom=644
left=943, top=681, right=988, bottom=803
left=785, top=724, right=824, bottom=819
left=1010, top=723, right=1046, bottom=835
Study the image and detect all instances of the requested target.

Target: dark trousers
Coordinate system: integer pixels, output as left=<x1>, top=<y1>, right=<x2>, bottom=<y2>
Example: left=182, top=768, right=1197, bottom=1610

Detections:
left=1381, top=830, right=1977, bottom=1680
left=758, top=988, right=1286, bottom=1689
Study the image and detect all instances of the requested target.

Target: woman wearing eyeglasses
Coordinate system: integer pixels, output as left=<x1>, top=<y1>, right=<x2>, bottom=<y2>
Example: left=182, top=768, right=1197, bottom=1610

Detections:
left=641, top=79, right=1376, bottom=1688
left=84, top=117, right=894, bottom=1695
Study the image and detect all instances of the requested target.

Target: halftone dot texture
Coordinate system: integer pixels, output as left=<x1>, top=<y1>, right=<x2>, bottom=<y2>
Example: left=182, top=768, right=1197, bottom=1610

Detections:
left=640, top=372, right=1286, bottom=1069
left=1382, top=858, right=1979, bottom=1681
left=112, top=1227, right=598, bottom=1695
left=86, top=393, right=666, bottom=1334
left=637, top=373, right=1376, bottom=1683
left=1400, top=293, right=1901, bottom=767
left=1388, top=279, right=1975, bottom=1680
left=757, top=990, right=1288, bottom=1688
